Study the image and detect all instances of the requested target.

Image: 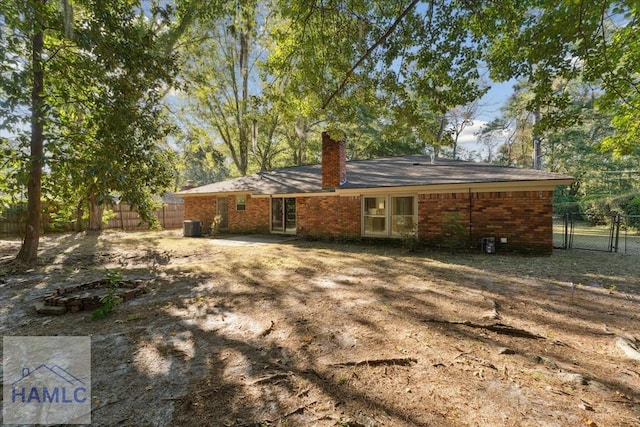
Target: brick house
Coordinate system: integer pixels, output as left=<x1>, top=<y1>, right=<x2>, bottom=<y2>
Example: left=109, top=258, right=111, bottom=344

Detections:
left=177, top=132, right=572, bottom=254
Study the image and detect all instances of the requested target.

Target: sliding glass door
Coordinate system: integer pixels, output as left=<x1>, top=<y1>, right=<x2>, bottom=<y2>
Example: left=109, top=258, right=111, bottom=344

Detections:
left=217, top=197, right=228, bottom=230
left=271, top=197, right=296, bottom=233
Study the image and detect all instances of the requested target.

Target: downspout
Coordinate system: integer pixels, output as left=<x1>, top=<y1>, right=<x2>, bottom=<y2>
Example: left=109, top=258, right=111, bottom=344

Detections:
left=269, top=195, right=273, bottom=233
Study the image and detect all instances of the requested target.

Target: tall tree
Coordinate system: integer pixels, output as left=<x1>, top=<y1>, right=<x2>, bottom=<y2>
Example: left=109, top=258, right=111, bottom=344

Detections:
left=1, top=0, right=189, bottom=262
left=269, top=1, right=639, bottom=157
left=51, top=1, right=181, bottom=230
left=180, top=0, right=267, bottom=176
left=476, top=119, right=506, bottom=163
left=21, top=1, right=45, bottom=261
left=502, top=84, right=536, bottom=167
left=474, top=0, right=640, bottom=155
left=447, top=99, right=482, bottom=160
left=1, top=0, right=50, bottom=262
left=175, top=130, right=229, bottom=187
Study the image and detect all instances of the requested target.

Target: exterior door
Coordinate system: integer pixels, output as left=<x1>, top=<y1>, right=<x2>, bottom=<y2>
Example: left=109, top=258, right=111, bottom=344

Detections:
left=285, top=197, right=296, bottom=232
left=271, top=197, right=296, bottom=233
left=217, top=197, right=228, bottom=230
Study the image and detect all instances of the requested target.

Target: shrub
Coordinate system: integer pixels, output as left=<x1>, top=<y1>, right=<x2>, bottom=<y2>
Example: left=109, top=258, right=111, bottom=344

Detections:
left=578, top=193, right=640, bottom=227
left=579, top=195, right=613, bottom=225
left=92, top=269, right=123, bottom=320
left=623, top=197, right=640, bottom=229
left=442, top=212, right=467, bottom=251
left=554, top=202, right=580, bottom=216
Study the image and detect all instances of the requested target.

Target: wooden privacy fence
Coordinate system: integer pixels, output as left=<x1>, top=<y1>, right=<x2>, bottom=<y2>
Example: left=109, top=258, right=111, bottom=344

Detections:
left=105, top=202, right=184, bottom=230
left=0, top=202, right=184, bottom=236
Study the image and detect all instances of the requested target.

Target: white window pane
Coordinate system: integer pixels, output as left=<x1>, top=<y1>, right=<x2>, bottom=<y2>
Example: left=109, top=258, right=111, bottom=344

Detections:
left=392, top=196, right=413, bottom=215
left=391, top=196, right=415, bottom=235
left=364, top=197, right=387, bottom=234
left=366, top=216, right=386, bottom=233
left=392, top=215, right=415, bottom=234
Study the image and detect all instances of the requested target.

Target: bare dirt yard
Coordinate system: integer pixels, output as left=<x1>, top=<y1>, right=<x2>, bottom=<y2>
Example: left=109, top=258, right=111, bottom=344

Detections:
left=1, top=230, right=639, bottom=426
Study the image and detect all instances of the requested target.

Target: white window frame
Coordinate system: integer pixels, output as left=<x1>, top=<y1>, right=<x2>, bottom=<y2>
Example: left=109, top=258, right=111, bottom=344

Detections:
left=362, top=196, right=388, bottom=236
left=236, top=195, right=246, bottom=211
left=390, top=195, right=417, bottom=237
left=362, top=195, right=417, bottom=238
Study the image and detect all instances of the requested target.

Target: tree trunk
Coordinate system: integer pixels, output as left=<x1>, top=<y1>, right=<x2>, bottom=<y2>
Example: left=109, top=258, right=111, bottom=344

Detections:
left=239, top=27, right=250, bottom=175
left=293, top=118, right=309, bottom=165
left=16, top=2, right=45, bottom=264
left=87, top=194, right=104, bottom=231
left=452, top=135, right=458, bottom=160
left=430, top=113, right=448, bottom=162
left=75, top=199, right=85, bottom=231
left=532, top=107, right=542, bottom=169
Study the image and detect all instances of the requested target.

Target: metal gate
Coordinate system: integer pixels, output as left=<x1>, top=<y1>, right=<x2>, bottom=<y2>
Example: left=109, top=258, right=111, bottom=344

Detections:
left=555, top=213, right=628, bottom=253
left=620, top=215, right=640, bottom=255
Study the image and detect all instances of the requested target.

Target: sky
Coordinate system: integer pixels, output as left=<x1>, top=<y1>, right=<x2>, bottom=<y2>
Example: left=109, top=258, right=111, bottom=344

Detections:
left=456, top=80, right=516, bottom=148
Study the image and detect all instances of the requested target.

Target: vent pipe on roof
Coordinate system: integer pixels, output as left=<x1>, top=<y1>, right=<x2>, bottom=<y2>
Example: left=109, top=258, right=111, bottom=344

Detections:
left=321, top=131, right=347, bottom=189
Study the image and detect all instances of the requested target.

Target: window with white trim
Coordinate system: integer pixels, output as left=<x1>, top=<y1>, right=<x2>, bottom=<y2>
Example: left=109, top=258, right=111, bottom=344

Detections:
left=363, top=197, right=387, bottom=236
left=236, top=195, right=246, bottom=211
left=391, top=196, right=416, bottom=236
left=363, top=195, right=416, bottom=237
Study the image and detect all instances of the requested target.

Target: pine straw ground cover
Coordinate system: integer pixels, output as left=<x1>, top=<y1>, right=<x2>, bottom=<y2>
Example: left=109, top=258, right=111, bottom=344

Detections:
left=0, top=230, right=639, bottom=426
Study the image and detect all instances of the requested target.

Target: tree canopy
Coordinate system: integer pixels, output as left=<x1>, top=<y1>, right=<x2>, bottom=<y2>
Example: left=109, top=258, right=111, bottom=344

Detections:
left=1, top=0, right=185, bottom=262
left=2, top=0, right=639, bottom=262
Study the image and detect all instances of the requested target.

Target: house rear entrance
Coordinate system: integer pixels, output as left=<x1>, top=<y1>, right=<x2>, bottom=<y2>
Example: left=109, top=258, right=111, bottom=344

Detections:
left=271, top=197, right=296, bottom=234
left=217, top=197, right=228, bottom=230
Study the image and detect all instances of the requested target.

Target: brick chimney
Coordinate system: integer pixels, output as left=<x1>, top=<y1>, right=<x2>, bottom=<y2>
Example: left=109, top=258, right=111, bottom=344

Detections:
left=321, top=131, right=347, bottom=189
left=180, top=180, right=195, bottom=191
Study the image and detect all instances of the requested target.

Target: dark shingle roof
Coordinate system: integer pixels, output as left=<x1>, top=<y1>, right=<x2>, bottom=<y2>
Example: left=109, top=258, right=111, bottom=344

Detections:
left=177, top=155, right=572, bottom=196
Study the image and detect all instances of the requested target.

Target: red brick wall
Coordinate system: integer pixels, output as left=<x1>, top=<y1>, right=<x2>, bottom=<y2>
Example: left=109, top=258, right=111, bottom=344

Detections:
left=321, top=132, right=347, bottom=188
left=418, top=192, right=470, bottom=239
left=184, top=195, right=270, bottom=234
left=187, top=194, right=361, bottom=238
left=185, top=190, right=554, bottom=253
left=418, top=190, right=554, bottom=254
left=184, top=196, right=217, bottom=232
left=227, top=195, right=269, bottom=233
left=297, top=195, right=360, bottom=238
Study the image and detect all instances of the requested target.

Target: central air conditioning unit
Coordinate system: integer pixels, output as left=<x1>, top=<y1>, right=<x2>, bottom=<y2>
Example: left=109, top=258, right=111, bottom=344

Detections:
left=183, top=220, right=202, bottom=237
left=481, top=237, right=496, bottom=254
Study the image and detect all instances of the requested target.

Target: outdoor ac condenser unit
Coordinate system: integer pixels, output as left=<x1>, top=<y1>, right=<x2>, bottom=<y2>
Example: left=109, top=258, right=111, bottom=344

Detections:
left=183, top=220, right=202, bottom=237
left=481, top=237, right=496, bottom=254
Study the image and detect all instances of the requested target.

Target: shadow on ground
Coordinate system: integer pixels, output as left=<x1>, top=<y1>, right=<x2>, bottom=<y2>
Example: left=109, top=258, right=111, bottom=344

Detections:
left=0, top=231, right=638, bottom=426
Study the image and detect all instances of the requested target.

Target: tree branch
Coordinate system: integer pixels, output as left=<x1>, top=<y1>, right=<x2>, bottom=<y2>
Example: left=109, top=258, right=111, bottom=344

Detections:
left=321, top=0, right=420, bottom=109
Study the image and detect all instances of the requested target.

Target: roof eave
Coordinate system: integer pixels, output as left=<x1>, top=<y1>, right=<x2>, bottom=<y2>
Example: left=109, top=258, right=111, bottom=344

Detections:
left=336, top=179, right=574, bottom=195
left=176, top=178, right=573, bottom=198
left=175, top=190, right=254, bottom=198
